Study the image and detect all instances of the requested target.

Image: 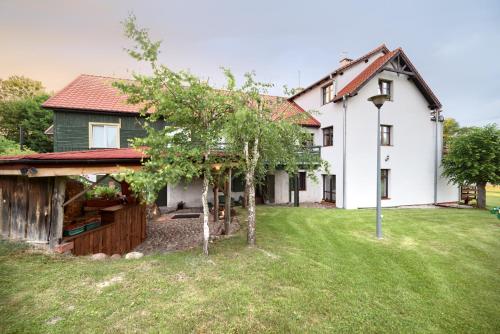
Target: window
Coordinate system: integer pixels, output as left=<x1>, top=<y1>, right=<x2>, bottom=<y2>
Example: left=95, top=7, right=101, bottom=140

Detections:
left=380, top=125, right=392, bottom=146
left=298, top=172, right=306, bottom=191
left=381, top=169, right=389, bottom=199
left=322, top=83, right=334, bottom=105
left=323, top=126, right=333, bottom=146
left=90, top=123, right=120, bottom=148
left=379, top=79, right=392, bottom=98
left=323, top=174, right=336, bottom=202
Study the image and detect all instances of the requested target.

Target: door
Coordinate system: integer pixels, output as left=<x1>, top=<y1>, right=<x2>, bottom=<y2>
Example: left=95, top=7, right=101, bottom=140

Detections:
left=266, top=175, right=275, bottom=204
left=155, top=185, right=168, bottom=207
left=323, top=175, right=336, bottom=202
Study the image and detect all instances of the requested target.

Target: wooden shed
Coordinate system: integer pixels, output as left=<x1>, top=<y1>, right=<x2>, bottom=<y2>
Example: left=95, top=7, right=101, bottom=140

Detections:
left=0, top=148, right=147, bottom=255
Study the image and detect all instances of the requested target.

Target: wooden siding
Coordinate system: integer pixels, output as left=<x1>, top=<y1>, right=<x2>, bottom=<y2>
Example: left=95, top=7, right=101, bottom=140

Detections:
left=0, top=176, right=58, bottom=243
left=53, top=110, right=146, bottom=152
left=66, top=205, right=146, bottom=256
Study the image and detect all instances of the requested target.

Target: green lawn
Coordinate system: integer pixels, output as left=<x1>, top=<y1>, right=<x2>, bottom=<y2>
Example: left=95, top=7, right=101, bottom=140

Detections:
left=487, top=185, right=500, bottom=208
left=1, top=195, right=499, bottom=333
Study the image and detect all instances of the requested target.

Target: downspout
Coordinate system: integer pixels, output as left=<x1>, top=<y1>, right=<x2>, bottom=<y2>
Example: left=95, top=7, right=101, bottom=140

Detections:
left=433, top=108, right=442, bottom=205
left=342, top=95, right=348, bottom=209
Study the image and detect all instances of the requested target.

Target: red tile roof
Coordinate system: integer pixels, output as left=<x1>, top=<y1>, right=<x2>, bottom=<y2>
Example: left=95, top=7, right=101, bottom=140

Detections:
left=333, top=49, right=399, bottom=102
left=43, top=74, right=320, bottom=127
left=289, top=44, right=390, bottom=100
left=42, top=74, right=145, bottom=114
left=272, top=99, right=321, bottom=127
left=0, top=147, right=146, bottom=163
left=332, top=48, right=441, bottom=108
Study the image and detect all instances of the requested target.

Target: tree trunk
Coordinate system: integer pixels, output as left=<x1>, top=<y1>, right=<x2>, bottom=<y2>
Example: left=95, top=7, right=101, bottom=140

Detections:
left=477, top=182, right=487, bottom=209
left=201, top=173, right=210, bottom=255
left=246, top=171, right=256, bottom=246
left=49, top=177, right=67, bottom=248
left=242, top=182, right=248, bottom=209
left=245, top=139, right=259, bottom=246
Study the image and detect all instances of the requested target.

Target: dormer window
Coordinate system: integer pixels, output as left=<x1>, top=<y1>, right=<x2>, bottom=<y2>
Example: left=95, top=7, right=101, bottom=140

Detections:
left=379, top=79, right=392, bottom=99
left=322, top=83, right=334, bottom=105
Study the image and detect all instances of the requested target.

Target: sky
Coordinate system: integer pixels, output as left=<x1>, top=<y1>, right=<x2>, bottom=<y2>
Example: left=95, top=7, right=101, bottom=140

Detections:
left=0, top=0, right=499, bottom=126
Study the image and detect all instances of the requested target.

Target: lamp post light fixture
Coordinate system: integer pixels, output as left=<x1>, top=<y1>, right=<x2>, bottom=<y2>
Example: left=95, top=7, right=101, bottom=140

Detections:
left=368, top=94, right=390, bottom=239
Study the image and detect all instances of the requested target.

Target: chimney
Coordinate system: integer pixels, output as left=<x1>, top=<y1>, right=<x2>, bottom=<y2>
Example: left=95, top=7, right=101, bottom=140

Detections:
left=339, top=57, right=353, bottom=67
left=339, top=51, right=352, bottom=66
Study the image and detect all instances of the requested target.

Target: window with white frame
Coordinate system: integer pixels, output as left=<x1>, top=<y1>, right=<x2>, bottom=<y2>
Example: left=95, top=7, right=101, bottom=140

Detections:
left=89, top=123, right=120, bottom=148
left=378, top=79, right=392, bottom=99
left=322, top=83, right=334, bottom=105
left=380, top=125, right=392, bottom=146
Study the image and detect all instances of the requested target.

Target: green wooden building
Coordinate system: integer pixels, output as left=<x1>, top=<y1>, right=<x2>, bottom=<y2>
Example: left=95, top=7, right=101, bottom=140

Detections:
left=51, top=110, right=146, bottom=152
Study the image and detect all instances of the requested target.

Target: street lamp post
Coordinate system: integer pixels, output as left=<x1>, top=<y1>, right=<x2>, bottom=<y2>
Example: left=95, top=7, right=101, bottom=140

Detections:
left=368, top=94, right=390, bottom=239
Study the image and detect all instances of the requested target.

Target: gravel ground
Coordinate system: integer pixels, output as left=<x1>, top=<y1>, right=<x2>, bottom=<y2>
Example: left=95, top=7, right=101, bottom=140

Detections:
left=134, top=209, right=240, bottom=254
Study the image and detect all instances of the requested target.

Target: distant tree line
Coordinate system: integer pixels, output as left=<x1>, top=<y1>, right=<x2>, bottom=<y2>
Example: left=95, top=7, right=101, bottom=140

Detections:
left=0, top=76, right=53, bottom=154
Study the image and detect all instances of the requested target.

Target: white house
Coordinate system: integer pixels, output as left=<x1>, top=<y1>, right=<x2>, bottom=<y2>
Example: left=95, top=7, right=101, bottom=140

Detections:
left=280, top=44, right=458, bottom=208
left=42, top=44, right=459, bottom=209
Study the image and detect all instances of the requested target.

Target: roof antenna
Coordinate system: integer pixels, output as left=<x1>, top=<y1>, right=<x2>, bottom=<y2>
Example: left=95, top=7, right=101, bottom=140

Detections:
left=298, top=70, right=301, bottom=88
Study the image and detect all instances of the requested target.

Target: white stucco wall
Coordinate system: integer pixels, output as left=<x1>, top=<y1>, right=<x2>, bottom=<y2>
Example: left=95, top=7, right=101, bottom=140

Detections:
left=293, top=55, right=458, bottom=208
left=294, top=80, right=346, bottom=207
left=342, top=71, right=458, bottom=208
left=166, top=178, right=243, bottom=209
left=165, top=51, right=458, bottom=209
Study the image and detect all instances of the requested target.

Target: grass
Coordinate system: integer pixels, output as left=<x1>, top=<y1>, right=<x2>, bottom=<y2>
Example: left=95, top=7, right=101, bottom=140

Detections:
left=0, top=193, right=499, bottom=333
left=486, top=185, right=500, bottom=208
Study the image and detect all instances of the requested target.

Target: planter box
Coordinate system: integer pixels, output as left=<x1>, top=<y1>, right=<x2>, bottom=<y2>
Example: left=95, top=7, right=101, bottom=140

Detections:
left=85, top=221, right=101, bottom=231
left=63, top=223, right=86, bottom=236
left=84, top=198, right=122, bottom=208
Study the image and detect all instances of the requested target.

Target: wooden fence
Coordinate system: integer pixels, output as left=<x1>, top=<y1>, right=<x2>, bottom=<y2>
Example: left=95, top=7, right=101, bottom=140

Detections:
left=1, top=175, right=146, bottom=255
left=64, top=205, right=146, bottom=256
left=0, top=176, right=59, bottom=243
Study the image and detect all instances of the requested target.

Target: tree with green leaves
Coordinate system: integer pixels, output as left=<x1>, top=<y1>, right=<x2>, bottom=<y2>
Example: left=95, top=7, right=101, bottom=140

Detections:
left=0, top=76, right=53, bottom=152
left=442, top=124, right=500, bottom=208
left=115, top=15, right=234, bottom=255
left=443, top=117, right=460, bottom=149
left=224, top=73, right=327, bottom=245
left=0, top=135, right=34, bottom=156
left=0, top=76, right=45, bottom=101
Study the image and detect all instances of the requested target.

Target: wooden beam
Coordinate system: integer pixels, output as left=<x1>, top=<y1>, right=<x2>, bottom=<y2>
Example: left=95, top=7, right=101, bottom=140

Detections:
left=62, top=175, right=108, bottom=207
left=48, top=176, right=66, bottom=248
left=30, top=165, right=141, bottom=177
left=213, top=184, right=219, bottom=225
left=224, top=168, right=232, bottom=235
left=0, top=170, right=22, bottom=176
left=381, top=67, right=415, bottom=76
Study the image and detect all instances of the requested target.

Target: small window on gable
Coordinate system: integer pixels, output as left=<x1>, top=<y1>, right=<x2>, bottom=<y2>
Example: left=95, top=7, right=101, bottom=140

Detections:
left=323, top=126, right=333, bottom=147
left=322, top=83, right=334, bottom=105
left=380, top=125, right=392, bottom=146
left=379, top=79, right=392, bottom=99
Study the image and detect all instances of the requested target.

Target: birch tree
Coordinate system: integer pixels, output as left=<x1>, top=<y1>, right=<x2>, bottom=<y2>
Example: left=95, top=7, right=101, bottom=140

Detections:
left=224, top=72, right=327, bottom=246
left=115, top=15, right=233, bottom=255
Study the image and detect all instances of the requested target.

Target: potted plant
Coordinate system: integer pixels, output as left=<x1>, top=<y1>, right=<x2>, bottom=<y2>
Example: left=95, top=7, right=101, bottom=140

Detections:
left=84, top=185, right=122, bottom=208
